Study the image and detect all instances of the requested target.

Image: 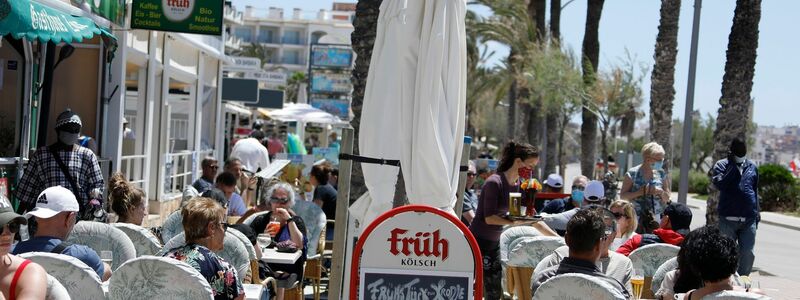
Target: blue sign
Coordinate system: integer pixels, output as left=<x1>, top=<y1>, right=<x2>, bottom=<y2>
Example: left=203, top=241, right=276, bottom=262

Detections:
left=311, top=46, right=353, bottom=68
left=310, top=98, right=350, bottom=120
left=361, top=269, right=471, bottom=300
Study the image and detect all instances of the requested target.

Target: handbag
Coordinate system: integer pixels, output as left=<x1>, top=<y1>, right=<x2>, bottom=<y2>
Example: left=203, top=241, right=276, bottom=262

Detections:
left=48, top=146, right=107, bottom=222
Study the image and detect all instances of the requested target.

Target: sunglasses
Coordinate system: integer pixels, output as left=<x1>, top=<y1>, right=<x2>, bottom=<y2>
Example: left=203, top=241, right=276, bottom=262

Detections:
left=612, top=212, right=625, bottom=219
left=467, top=172, right=476, bottom=177
left=572, top=185, right=585, bottom=191
left=219, top=222, right=229, bottom=231
left=3, top=223, right=20, bottom=234
left=270, top=197, right=290, bottom=204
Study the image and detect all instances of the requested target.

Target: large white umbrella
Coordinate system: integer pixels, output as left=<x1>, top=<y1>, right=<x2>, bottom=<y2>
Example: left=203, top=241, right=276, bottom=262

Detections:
left=269, top=103, right=343, bottom=124
left=353, top=0, right=467, bottom=226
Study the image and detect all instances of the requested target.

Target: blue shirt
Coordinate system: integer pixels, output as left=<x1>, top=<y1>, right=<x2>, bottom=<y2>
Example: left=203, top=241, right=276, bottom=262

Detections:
left=12, top=236, right=105, bottom=278
left=541, top=197, right=576, bottom=214
left=192, top=177, right=215, bottom=194
left=461, top=189, right=478, bottom=225
left=227, top=193, right=246, bottom=216
left=711, top=158, right=759, bottom=218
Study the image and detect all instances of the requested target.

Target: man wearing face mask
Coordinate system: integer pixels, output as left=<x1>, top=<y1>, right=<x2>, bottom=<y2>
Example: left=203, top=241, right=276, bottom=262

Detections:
left=542, top=175, right=587, bottom=214
left=711, top=138, right=759, bottom=276
left=15, top=110, right=105, bottom=222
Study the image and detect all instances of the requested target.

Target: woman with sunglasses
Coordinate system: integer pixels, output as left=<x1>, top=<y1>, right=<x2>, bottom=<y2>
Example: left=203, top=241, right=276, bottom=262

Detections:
left=0, top=196, right=47, bottom=300
left=609, top=200, right=639, bottom=251
left=620, top=142, right=671, bottom=233
left=163, top=197, right=244, bottom=300
left=249, top=182, right=307, bottom=300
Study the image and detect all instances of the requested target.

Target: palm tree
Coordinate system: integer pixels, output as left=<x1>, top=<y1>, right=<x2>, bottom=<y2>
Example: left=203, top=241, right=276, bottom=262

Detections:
left=707, top=0, right=761, bottom=224
left=545, top=0, right=562, bottom=175
left=649, top=0, right=681, bottom=175
left=283, top=72, right=307, bottom=103
left=233, top=42, right=274, bottom=66
left=349, top=0, right=383, bottom=203
left=580, top=0, right=605, bottom=178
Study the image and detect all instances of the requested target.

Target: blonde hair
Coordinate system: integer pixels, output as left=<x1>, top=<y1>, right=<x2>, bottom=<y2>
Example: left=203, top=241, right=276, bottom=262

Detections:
left=108, top=172, right=145, bottom=221
left=182, top=197, right=225, bottom=241
left=641, top=142, right=666, bottom=158
left=610, top=200, right=637, bottom=235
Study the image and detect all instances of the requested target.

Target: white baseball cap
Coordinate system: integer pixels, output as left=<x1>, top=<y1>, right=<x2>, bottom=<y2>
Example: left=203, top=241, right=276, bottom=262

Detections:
left=584, top=180, right=605, bottom=202
left=544, top=174, right=563, bottom=188
left=25, top=186, right=80, bottom=219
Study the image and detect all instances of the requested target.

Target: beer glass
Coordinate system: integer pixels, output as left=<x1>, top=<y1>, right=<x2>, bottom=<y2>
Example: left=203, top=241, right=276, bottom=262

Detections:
left=508, top=192, right=522, bottom=216
left=631, top=268, right=645, bottom=299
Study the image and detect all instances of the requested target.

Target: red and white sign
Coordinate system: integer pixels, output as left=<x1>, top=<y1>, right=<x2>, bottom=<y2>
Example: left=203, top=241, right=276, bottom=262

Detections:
left=349, top=205, right=482, bottom=300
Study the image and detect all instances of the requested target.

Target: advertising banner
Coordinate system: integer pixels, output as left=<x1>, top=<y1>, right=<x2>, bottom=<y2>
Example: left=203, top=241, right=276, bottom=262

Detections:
left=311, top=72, right=351, bottom=93
left=310, top=98, right=350, bottom=120
left=71, top=0, right=126, bottom=26
left=310, top=45, right=353, bottom=68
left=131, top=0, right=223, bottom=36
left=349, top=205, right=482, bottom=300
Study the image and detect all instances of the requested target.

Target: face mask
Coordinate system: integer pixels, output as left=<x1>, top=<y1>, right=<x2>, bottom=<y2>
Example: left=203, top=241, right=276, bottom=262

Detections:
left=735, top=156, right=746, bottom=164
left=651, top=160, right=664, bottom=170
left=58, top=131, right=79, bottom=145
left=571, top=190, right=584, bottom=204
left=518, top=167, right=532, bottom=179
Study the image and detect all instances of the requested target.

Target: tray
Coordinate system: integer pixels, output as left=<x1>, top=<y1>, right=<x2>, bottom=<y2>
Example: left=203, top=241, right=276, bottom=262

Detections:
left=502, top=213, right=543, bottom=222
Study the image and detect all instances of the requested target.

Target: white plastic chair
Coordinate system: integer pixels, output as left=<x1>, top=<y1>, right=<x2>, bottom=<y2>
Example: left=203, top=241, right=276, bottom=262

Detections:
left=499, top=226, right=541, bottom=299
left=701, top=290, right=772, bottom=300
left=159, top=231, right=250, bottom=284
left=533, top=273, right=627, bottom=300
left=242, top=211, right=270, bottom=226
left=19, top=252, right=105, bottom=300
left=109, top=256, right=213, bottom=300
left=66, top=221, right=137, bottom=270
left=45, top=274, right=71, bottom=300
left=160, top=211, right=184, bottom=244
left=507, top=236, right=565, bottom=300
left=112, top=223, right=163, bottom=256
left=651, top=257, right=678, bottom=295
left=628, top=243, right=680, bottom=277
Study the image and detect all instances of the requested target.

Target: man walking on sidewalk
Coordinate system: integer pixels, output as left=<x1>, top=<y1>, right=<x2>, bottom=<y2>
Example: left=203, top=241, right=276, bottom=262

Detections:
left=711, top=138, right=759, bottom=276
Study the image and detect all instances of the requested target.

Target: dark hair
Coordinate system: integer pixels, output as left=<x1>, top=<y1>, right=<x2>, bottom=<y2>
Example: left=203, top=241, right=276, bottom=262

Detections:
left=201, top=156, right=218, bottom=168
left=310, top=163, right=332, bottom=185
left=216, top=171, right=237, bottom=187
left=224, top=157, right=242, bottom=169
left=565, top=209, right=606, bottom=253
left=201, top=188, right=229, bottom=208
left=673, top=227, right=705, bottom=293
left=497, top=141, right=539, bottom=172
left=686, top=226, right=738, bottom=283
left=108, top=172, right=145, bottom=220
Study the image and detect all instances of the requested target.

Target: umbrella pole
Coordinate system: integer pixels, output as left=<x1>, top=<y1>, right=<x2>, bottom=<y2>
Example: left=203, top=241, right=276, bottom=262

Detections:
left=454, top=137, right=472, bottom=218
left=328, top=127, right=354, bottom=298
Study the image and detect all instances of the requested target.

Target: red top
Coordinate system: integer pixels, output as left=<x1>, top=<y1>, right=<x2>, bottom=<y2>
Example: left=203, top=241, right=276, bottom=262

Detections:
left=9, top=259, right=32, bottom=300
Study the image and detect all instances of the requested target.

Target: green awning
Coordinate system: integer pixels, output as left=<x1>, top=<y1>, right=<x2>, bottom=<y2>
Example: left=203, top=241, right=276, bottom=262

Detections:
left=0, top=0, right=108, bottom=44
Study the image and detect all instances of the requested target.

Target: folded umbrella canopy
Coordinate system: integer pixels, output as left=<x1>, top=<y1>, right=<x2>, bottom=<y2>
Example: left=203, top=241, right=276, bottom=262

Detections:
left=354, top=0, right=467, bottom=226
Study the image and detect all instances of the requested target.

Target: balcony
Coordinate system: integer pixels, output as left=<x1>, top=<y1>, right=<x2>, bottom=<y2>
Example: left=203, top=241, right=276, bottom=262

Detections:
left=224, top=6, right=244, bottom=25
left=281, top=36, right=306, bottom=46
left=225, top=35, right=241, bottom=50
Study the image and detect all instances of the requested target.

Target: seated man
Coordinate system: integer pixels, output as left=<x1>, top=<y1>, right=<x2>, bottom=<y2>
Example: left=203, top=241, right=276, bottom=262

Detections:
left=617, top=202, right=692, bottom=256
left=13, top=186, right=111, bottom=281
left=192, top=156, right=218, bottom=194
left=541, top=175, right=587, bottom=214
left=541, top=179, right=605, bottom=235
left=535, top=207, right=634, bottom=296
left=216, top=172, right=246, bottom=217
left=531, top=209, right=630, bottom=298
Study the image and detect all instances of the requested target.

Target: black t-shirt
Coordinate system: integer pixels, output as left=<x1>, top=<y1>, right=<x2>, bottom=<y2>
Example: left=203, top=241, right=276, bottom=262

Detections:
left=314, top=184, right=338, bottom=220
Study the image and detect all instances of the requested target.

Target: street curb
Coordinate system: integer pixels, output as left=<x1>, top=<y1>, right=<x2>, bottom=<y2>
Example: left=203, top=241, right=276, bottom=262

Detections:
left=686, top=203, right=800, bottom=232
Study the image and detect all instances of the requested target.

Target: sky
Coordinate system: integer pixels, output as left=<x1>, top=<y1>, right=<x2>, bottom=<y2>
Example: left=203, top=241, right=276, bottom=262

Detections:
left=233, top=0, right=799, bottom=127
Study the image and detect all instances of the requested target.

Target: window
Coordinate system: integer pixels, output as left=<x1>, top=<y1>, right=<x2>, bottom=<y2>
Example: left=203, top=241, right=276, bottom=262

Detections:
left=258, top=27, right=276, bottom=43
left=283, top=30, right=302, bottom=45
left=234, top=27, right=253, bottom=42
left=283, top=51, right=300, bottom=64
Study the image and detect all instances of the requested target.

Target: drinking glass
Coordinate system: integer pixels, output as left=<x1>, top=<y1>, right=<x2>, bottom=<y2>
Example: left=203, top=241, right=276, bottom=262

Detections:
left=267, top=217, right=281, bottom=237
left=631, top=268, right=645, bottom=299
left=100, top=251, right=113, bottom=268
left=257, top=233, right=272, bottom=248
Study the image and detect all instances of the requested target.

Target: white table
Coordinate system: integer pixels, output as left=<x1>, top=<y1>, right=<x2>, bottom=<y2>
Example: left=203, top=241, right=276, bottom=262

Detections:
left=260, top=247, right=302, bottom=264
left=243, top=283, right=265, bottom=300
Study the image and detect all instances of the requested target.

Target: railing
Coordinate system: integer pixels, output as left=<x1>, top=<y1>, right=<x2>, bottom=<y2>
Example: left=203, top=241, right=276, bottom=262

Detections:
left=163, top=151, right=194, bottom=197
left=224, top=6, right=244, bottom=24
left=225, top=35, right=241, bottom=49
left=120, top=154, right=148, bottom=190
left=281, top=36, right=305, bottom=45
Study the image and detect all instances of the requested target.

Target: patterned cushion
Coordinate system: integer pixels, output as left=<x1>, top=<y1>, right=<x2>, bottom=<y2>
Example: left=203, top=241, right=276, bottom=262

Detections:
left=702, top=290, right=772, bottom=300
left=533, top=273, right=627, bottom=300
left=45, top=274, right=71, bottom=300
left=507, top=236, right=565, bottom=268
left=109, top=256, right=213, bottom=300
left=629, top=244, right=680, bottom=276
left=159, top=232, right=250, bottom=284
left=182, top=185, right=200, bottom=208
left=160, top=211, right=184, bottom=244
left=651, top=257, right=678, bottom=295
left=242, top=211, right=270, bottom=226
left=292, top=200, right=326, bottom=257
left=228, top=227, right=257, bottom=260
left=66, top=221, right=136, bottom=271
left=500, top=226, right=541, bottom=263
left=19, top=252, right=104, bottom=300
left=112, top=223, right=163, bottom=256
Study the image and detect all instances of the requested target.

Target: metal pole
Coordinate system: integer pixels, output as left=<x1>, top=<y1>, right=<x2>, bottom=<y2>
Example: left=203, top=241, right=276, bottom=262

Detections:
left=678, top=0, right=702, bottom=204
left=328, top=127, right=353, bottom=299
left=454, top=136, right=472, bottom=218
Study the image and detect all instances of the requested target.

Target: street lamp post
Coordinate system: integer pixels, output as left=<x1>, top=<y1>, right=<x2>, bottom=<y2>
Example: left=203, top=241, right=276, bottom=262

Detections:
left=678, top=0, right=703, bottom=204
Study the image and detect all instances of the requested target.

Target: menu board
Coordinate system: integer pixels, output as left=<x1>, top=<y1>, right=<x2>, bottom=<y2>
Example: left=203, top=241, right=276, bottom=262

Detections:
left=361, top=268, right=471, bottom=300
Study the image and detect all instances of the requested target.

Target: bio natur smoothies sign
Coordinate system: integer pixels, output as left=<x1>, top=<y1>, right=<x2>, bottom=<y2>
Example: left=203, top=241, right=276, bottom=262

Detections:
left=349, top=205, right=483, bottom=300
left=131, top=0, right=222, bottom=36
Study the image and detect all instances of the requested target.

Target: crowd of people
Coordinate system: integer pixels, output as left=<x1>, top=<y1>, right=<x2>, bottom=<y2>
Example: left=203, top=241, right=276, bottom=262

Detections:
left=465, top=140, right=765, bottom=299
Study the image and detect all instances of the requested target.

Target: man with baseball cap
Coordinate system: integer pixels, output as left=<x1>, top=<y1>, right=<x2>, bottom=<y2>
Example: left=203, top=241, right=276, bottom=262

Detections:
left=541, top=180, right=607, bottom=235
left=617, top=202, right=692, bottom=256
left=542, top=175, right=588, bottom=214
left=12, top=186, right=110, bottom=280
left=15, top=109, right=105, bottom=222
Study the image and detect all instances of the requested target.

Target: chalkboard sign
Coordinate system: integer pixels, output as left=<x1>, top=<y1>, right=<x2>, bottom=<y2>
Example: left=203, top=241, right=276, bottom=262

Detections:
left=361, top=268, right=472, bottom=300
